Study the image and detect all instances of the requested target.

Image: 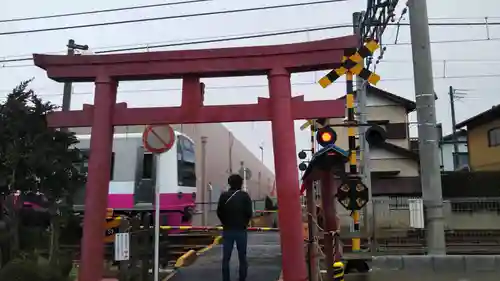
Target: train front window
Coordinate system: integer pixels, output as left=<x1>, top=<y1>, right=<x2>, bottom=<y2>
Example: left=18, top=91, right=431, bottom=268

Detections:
left=177, top=136, right=196, bottom=187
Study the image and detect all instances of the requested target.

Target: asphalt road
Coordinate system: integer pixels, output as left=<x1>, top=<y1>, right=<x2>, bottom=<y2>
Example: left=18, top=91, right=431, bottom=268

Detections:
left=169, top=233, right=282, bottom=281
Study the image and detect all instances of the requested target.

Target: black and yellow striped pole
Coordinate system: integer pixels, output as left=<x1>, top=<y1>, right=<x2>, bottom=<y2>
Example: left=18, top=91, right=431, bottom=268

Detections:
left=316, top=37, right=381, bottom=257
left=311, top=123, right=316, bottom=154
left=333, top=261, right=345, bottom=281
left=344, top=51, right=361, bottom=253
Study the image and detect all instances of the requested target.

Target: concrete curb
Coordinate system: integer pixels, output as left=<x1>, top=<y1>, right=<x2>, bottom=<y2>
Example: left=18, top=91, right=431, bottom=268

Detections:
left=372, top=255, right=500, bottom=273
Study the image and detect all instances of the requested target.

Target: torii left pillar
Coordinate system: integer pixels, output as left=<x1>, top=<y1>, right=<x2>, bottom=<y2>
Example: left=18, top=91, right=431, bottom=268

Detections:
left=268, top=68, right=307, bottom=281
left=79, top=76, right=118, bottom=281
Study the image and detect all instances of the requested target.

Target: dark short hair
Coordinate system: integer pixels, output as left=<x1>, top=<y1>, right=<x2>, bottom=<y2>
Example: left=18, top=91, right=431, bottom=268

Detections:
left=228, top=174, right=243, bottom=190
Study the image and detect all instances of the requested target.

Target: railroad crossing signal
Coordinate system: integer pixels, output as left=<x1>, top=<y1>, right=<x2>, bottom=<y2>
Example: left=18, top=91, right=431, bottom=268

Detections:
left=318, top=40, right=381, bottom=88
left=104, top=217, right=121, bottom=243
left=316, top=127, right=337, bottom=148
left=336, top=178, right=369, bottom=211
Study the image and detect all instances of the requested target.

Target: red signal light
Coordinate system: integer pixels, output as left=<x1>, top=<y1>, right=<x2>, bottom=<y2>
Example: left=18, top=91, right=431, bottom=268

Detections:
left=316, top=127, right=337, bottom=147
left=321, top=132, right=333, bottom=142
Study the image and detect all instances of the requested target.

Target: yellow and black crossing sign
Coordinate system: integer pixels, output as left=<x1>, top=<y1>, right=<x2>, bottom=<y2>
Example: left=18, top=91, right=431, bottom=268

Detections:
left=318, top=40, right=381, bottom=88
left=300, top=118, right=327, bottom=131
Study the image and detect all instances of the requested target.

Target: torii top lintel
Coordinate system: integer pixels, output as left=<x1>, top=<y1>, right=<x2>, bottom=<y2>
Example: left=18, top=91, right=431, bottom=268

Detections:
left=33, top=35, right=357, bottom=82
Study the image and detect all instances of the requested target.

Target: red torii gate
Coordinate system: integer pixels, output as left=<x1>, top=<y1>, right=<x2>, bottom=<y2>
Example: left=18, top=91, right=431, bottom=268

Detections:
left=33, top=35, right=356, bottom=281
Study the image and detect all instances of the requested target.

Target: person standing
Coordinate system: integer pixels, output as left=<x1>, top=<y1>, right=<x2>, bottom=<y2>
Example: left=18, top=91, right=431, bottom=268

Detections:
left=217, top=174, right=253, bottom=281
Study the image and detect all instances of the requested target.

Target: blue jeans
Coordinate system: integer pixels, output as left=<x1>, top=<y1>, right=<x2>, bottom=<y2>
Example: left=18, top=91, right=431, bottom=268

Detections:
left=222, top=230, right=248, bottom=281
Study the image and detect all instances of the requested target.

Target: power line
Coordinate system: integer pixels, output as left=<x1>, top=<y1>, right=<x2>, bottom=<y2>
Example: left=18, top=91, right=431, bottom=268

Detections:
left=3, top=73, right=500, bottom=98
left=3, top=25, right=324, bottom=61
left=0, top=0, right=212, bottom=23
left=2, top=23, right=500, bottom=66
left=1, top=18, right=499, bottom=59
left=2, top=0, right=500, bottom=37
left=428, top=16, right=500, bottom=21
left=0, top=0, right=345, bottom=36
left=0, top=23, right=352, bottom=63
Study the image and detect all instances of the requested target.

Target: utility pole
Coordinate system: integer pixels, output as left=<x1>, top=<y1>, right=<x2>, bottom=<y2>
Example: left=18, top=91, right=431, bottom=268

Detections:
left=448, top=86, right=467, bottom=170
left=201, top=136, right=208, bottom=226
left=352, top=11, right=374, bottom=242
left=51, top=39, right=88, bottom=264
left=448, top=86, right=459, bottom=170
left=408, top=0, right=446, bottom=255
left=62, top=39, right=89, bottom=114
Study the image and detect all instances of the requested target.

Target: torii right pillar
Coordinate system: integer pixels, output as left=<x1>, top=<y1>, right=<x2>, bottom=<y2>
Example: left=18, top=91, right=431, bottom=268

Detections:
left=268, top=68, right=307, bottom=281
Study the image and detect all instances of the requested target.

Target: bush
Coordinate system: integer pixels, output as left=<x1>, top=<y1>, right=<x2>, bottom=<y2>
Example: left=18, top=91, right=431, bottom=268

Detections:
left=0, top=258, right=67, bottom=281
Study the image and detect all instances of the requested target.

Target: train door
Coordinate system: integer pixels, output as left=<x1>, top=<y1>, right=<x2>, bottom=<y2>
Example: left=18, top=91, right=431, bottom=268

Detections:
left=134, top=147, right=156, bottom=205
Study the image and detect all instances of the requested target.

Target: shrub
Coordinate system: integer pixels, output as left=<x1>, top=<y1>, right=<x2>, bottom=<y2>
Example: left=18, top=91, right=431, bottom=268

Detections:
left=0, top=258, right=67, bottom=281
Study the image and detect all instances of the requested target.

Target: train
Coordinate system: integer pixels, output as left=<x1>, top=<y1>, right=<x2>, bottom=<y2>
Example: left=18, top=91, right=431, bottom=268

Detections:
left=70, top=124, right=276, bottom=226
left=73, top=131, right=197, bottom=227
left=0, top=124, right=275, bottom=235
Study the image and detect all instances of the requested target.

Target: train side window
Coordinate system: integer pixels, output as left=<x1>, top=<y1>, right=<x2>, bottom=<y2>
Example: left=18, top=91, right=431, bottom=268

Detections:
left=75, top=149, right=89, bottom=175
left=177, top=136, right=196, bottom=187
left=142, top=153, right=154, bottom=179
left=75, top=149, right=115, bottom=180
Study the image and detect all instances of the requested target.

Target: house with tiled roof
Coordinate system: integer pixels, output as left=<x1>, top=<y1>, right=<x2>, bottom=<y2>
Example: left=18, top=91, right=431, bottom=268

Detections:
left=456, top=105, right=500, bottom=171
left=327, top=85, right=420, bottom=195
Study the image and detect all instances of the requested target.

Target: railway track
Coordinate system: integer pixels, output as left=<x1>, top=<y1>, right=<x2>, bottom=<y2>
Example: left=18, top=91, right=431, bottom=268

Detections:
left=318, top=230, right=500, bottom=256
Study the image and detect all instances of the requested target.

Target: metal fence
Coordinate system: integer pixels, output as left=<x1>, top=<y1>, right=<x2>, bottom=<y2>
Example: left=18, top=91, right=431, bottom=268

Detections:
left=333, top=197, right=500, bottom=231
left=370, top=197, right=500, bottom=232
left=333, top=197, right=500, bottom=254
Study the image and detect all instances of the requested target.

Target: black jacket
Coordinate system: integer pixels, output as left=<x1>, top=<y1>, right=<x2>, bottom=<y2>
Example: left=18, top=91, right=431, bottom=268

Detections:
left=216, top=189, right=253, bottom=230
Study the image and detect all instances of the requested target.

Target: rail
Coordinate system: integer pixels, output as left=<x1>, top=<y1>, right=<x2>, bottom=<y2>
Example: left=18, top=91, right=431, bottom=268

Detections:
left=159, top=226, right=280, bottom=232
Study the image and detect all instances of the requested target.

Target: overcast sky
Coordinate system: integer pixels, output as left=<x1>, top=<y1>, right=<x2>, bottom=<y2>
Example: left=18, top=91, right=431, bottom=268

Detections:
left=2, top=0, right=500, bottom=172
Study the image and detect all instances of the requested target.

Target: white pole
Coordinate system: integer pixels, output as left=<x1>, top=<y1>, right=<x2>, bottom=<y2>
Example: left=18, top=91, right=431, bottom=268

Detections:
left=154, top=154, right=160, bottom=281
left=243, top=168, right=248, bottom=191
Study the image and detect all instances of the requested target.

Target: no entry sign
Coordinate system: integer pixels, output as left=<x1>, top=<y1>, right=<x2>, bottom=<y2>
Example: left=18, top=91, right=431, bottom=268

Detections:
left=142, top=125, right=175, bottom=153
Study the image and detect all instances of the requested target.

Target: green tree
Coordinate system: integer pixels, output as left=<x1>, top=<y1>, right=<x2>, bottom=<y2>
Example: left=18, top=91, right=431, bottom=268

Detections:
left=0, top=80, right=86, bottom=269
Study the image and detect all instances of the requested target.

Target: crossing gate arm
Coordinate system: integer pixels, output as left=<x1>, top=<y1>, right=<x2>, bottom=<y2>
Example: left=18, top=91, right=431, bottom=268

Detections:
left=173, top=235, right=223, bottom=269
